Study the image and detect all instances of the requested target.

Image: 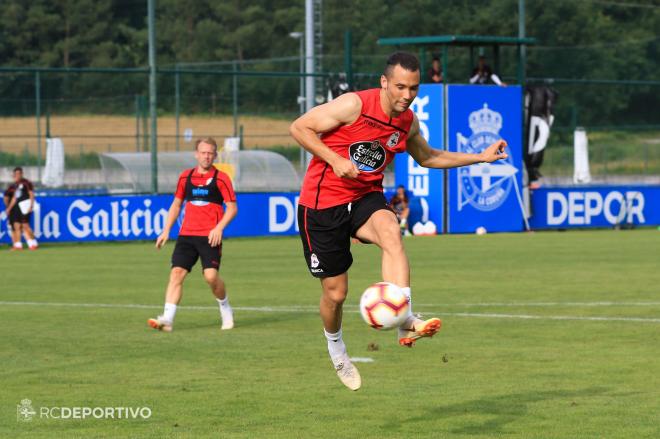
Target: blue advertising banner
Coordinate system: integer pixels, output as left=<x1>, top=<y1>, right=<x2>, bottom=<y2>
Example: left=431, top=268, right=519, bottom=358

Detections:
left=529, top=186, right=660, bottom=229
left=446, top=85, right=524, bottom=233
left=393, top=83, right=444, bottom=229
left=228, top=192, right=299, bottom=237
left=1, top=192, right=300, bottom=243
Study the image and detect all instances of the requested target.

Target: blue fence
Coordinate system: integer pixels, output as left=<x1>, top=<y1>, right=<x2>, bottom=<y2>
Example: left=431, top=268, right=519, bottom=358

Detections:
left=529, top=186, right=660, bottom=229
left=1, top=192, right=300, bottom=243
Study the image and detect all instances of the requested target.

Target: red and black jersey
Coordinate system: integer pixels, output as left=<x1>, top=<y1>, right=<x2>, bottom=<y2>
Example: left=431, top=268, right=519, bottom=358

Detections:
left=4, top=178, right=34, bottom=204
left=299, top=88, right=414, bottom=209
left=174, top=167, right=236, bottom=236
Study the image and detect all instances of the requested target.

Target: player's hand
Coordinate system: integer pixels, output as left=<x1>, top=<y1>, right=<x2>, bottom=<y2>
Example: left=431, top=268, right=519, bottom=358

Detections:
left=331, top=157, right=359, bottom=179
left=208, top=226, right=223, bottom=248
left=480, top=140, right=508, bottom=163
left=155, top=232, right=169, bottom=249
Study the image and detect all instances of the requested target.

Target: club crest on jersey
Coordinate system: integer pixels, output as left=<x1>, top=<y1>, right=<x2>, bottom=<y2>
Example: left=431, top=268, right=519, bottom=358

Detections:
left=348, top=140, right=386, bottom=172
left=387, top=132, right=400, bottom=148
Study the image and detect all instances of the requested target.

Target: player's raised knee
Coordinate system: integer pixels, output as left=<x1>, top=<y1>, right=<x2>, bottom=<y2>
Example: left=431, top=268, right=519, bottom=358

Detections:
left=379, top=223, right=404, bottom=249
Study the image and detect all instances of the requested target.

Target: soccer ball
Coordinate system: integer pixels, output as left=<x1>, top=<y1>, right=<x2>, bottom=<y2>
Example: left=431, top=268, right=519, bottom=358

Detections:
left=359, top=282, right=410, bottom=330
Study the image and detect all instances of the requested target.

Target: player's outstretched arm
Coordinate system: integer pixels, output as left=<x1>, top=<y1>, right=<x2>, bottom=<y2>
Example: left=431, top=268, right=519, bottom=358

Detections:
left=208, top=201, right=237, bottom=247
left=406, top=115, right=508, bottom=169
left=289, top=93, right=362, bottom=179
left=156, top=197, right=183, bottom=249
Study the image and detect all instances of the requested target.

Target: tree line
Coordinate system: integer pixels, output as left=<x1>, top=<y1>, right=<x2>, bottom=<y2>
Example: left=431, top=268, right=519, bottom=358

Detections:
left=0, top=0, right=658, bottom=126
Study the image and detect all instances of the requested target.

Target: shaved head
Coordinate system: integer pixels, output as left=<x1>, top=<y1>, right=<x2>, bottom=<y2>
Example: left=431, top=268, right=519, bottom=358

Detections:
left=384, top=52, right=420, bottom=77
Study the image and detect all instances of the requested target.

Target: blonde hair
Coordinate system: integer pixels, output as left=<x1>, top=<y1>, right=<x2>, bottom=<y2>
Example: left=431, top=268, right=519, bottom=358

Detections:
left=195, top=137, right=218, bottom=151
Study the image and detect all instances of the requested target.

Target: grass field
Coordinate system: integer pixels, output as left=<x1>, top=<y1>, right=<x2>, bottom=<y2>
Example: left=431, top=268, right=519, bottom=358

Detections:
left=1, top=230, right=660, bottom=438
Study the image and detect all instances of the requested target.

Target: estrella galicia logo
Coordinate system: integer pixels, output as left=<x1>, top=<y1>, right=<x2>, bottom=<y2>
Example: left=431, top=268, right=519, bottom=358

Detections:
left=456, top=103, right=518, bottom=212
left=348, top=140, right=386, bottom=172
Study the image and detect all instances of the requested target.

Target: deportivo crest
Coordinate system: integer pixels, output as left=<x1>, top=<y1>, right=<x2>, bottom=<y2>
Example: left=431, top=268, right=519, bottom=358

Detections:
left=349, top=140, right=386, bottom=172
left=386, top=132, right=400, bottom=148
left=456, top=104, right=517, bottom=212
left=310, top=253, right=320, bottom=268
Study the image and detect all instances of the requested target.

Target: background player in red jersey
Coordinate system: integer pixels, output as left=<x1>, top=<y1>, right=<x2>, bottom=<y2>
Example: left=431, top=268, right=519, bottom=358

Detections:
left=148, top=137, right=238, bottom=332
left=290, top=52, right=507, bottom=390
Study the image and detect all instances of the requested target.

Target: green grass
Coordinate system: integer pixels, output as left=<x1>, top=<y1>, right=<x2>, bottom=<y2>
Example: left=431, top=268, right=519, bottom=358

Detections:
left=1, top=230, right=660, bottom=438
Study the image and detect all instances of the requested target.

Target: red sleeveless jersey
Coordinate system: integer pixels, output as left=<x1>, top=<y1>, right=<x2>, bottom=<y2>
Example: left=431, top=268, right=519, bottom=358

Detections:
left=299, top=88, right=414, bottom=209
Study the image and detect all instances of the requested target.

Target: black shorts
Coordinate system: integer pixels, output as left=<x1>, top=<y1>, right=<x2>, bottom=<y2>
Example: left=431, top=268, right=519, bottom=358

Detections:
left=171, top=235, right=222, bottom=272
left=298, top=191, right=395, bottom=278
left=9, top=207, right=30, bottom=226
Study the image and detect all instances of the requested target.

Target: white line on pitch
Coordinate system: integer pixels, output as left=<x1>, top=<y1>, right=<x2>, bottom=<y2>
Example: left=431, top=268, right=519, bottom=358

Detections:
left=2, top=300, right=660, bottom=324
left=3, top=300, right=660, bottom=309
left=413, top=302, right=660, bottom=307
left=439, top=312, right=660, bottom=323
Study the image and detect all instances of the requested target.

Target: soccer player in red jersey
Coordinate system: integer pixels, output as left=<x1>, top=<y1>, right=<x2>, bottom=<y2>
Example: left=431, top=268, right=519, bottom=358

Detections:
left=148, top=138, right=238, bottom=332
left=290, top=52, right=508, bottom=390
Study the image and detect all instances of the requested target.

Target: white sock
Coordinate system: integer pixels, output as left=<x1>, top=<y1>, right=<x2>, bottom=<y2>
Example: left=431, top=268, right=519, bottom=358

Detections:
left=400, top=287, right=416, bottom=327
left=13, top=242, right=22, bottom=249
left=163, top=303, right=177, bottom=323
left=217, top=296, right=230, bottom=309
left=401, top=286, right=411, bottom=300
left=27, top=239, right=38, bottom=247
left=324, top=328, right=347, bottom=363
left=217, top=297, right=232, bottom=317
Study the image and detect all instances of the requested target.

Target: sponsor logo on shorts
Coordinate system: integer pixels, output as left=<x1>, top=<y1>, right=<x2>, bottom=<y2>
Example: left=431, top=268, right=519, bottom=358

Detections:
left=348, top=140, right=386, bottom=172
